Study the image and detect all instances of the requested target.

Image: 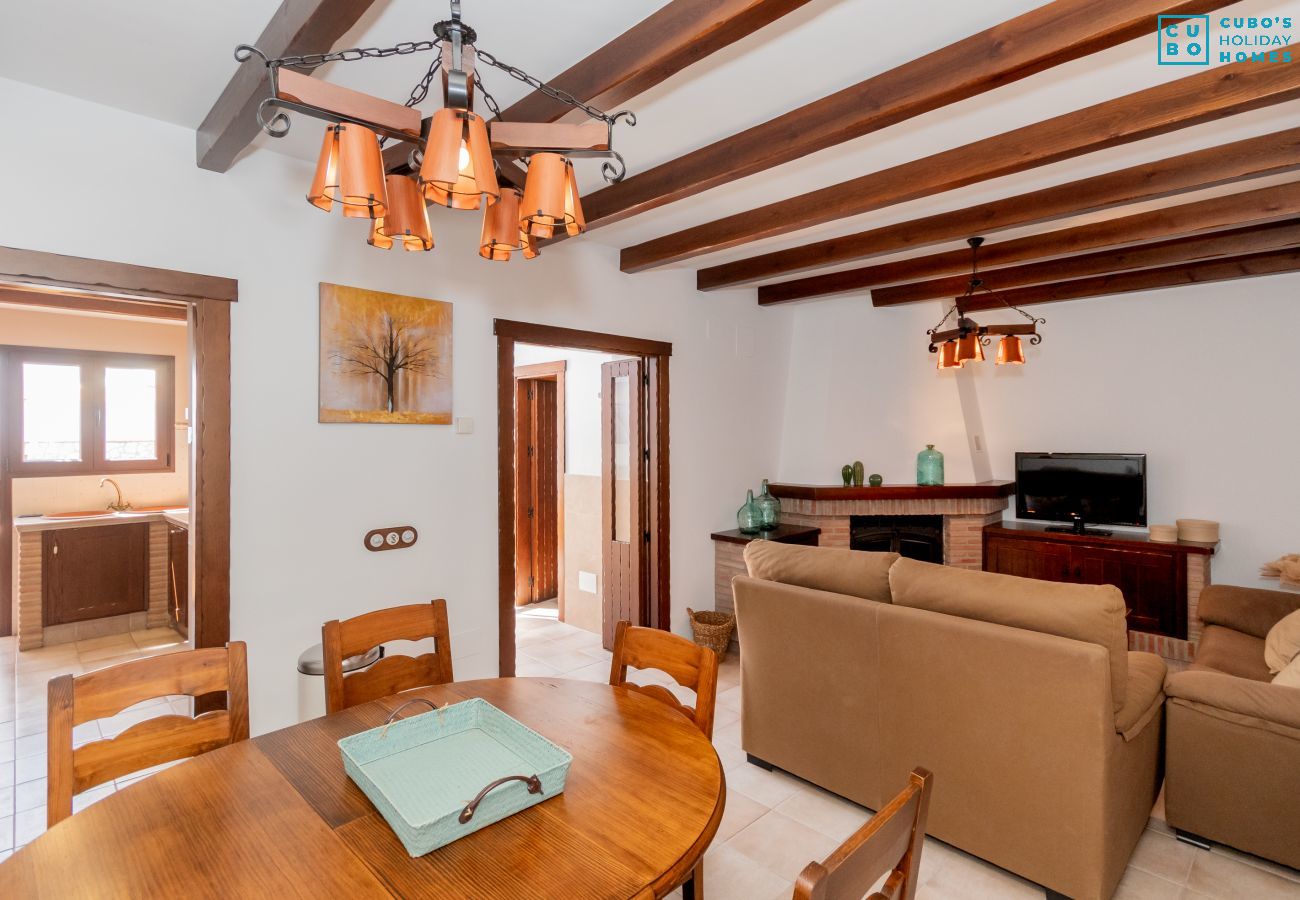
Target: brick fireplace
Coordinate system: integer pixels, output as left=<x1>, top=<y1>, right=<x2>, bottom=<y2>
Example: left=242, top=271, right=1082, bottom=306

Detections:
left=769, top=481, right=1015, bottom=569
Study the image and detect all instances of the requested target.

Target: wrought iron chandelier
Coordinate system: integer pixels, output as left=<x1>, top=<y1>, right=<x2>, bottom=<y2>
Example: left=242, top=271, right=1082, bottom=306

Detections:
left=928, top=237, right=1045, bottom=369
left=235, top=0, right=636, bottom=261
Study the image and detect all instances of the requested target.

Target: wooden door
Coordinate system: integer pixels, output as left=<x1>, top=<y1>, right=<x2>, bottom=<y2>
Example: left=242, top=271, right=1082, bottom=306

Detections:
left=514, top=376, right=559, bottom=606
left=1070, top=546, right=1181, bottom=637
left=601, top=359, right=646, bottom=650
left=983, top=536, right=1070, bottom=582
left=43, top=523, right=149, bottom=625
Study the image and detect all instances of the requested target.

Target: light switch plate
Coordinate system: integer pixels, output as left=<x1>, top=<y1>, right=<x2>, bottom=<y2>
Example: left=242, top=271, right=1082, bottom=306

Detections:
left=578, top=571, right=598, bottom=594
left=455, top=417, right=474, bottom=434
left=364, top=526, right=418, bottom=552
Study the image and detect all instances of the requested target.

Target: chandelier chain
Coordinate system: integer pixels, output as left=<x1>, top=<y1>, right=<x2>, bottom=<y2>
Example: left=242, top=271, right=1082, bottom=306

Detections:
left=472, top=48, right=631, bottom=126
left=473, top=72, right=503, bottom=120
left=247, top=40, right=441, bottom=71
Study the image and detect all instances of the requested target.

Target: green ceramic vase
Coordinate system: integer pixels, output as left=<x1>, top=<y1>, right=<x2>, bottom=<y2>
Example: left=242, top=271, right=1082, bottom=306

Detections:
left=852, top=461, right=865, bottom=487
left=841, top=464, right=853, bottom=487
left=869, top=474, right=883, bottom=487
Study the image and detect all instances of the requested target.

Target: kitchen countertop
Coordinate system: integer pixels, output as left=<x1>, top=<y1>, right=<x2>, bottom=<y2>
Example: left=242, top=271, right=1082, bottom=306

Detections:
left=14, top=508, right=189, bottom=533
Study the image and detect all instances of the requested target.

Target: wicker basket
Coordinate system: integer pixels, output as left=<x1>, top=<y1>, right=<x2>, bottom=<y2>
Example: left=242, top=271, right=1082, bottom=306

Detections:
left=687, top=608, right=735, bottom=661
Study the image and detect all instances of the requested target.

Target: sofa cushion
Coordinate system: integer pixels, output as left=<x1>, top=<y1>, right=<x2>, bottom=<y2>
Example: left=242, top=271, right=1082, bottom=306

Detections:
left=889, top=557, right=1129, bottom=712
left=743, top=541, right=897, bottom=603
left=1116, top=651, right=1167, bottom=740
left=1275, top=654, right=1300, bottom=690
left=1265, top=608, right=1300, bottom=674
left=1195, top=625, right=1273, bottom=683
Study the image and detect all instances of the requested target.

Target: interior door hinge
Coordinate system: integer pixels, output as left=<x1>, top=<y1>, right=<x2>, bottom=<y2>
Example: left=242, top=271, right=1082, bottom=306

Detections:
left=643, top=373, right=649, bottom=386
left=644, top=530, right=651, bottom=543
left=528, top=575, right=535, bottom=587
left=528, top=506, right=535, bottom=519
left=527, top=445, right=534, bottom=458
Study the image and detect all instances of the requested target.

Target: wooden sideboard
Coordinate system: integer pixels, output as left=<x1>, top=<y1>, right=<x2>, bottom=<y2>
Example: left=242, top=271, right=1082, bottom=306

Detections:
left=711, top=525, right=820, bottom=646
left=983, top=522, right=1217, bottom=640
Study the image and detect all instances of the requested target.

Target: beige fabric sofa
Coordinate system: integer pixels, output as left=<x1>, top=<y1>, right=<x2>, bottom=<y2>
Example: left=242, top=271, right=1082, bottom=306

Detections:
left=1164, top=584, right=1300, bottom=869
left=734, top=542, right=1166, bottom=900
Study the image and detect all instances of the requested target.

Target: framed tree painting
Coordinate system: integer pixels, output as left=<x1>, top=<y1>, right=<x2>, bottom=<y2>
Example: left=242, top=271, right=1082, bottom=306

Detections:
left=319, top=283, right=453, bottom=424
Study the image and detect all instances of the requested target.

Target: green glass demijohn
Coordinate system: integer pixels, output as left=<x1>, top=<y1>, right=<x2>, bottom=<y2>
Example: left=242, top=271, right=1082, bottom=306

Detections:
left=755, top=479, right=781, bottom=531
left=916, top=444, right=945, bottom=486
left=736, top=489, right=762, bottom=534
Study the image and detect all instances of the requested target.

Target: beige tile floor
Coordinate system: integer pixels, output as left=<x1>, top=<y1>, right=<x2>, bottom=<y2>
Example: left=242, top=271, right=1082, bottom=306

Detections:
left=0, top=627, right=189, bottom=860
left=516, top=607, right=1300, bottom=900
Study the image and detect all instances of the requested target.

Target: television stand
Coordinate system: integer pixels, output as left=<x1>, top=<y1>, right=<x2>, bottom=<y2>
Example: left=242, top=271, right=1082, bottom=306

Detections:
left=1044, top=524, right=1113, bottom=537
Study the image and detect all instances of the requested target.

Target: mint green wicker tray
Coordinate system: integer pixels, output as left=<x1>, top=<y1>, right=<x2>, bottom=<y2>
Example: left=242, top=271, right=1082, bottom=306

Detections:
left=338, top=697, right=572, bottom=857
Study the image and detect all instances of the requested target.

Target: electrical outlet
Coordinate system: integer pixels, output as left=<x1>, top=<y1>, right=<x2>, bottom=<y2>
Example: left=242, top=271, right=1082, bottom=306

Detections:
left=455, top=417, right=474, bottom=434
left=973, top=434, right=984, bottom=452
left=364, top=526, right=418, bottom=552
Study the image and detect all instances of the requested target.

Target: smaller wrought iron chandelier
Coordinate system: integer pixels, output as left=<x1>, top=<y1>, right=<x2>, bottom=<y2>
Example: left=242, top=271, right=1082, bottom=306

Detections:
left=928, top=237, right=1044, bottom=370
left=234, top=0, right=635, bottom=263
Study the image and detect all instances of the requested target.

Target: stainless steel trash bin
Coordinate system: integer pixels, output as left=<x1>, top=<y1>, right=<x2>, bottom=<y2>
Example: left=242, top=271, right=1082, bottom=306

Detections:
left=296, top=642, right=382, bottom=721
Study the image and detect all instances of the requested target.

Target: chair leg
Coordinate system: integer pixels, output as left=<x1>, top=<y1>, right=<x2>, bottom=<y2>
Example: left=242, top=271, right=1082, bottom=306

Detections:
left=1175, top=829, right=1212, bottom=851
left=682, top=863, right=703, bottom=900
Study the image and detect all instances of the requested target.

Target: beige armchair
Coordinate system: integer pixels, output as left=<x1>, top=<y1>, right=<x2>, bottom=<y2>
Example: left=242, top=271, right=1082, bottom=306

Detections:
left=1164, top=584, right=1300, bottom=869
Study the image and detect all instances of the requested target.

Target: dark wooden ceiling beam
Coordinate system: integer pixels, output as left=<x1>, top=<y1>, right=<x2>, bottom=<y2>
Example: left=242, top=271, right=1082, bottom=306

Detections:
left=952, top=247, right=1300, bottom=311
left=758, top=180, right=1300, bottom=305
left=871, top=219, right=1300, bottom=305
left=499, top=0, right=815, bottom=124
left=701, top=128, right=1300, bottom=290
left=621, top=51, right=1300, bottom=272
left=584, top=0, right=1239, bottom=230
left=197, top=0, right=379, bottom=173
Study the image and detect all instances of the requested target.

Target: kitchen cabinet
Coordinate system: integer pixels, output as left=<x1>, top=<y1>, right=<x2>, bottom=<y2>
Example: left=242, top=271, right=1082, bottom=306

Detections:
left=42, top=523, right=149, bottom=626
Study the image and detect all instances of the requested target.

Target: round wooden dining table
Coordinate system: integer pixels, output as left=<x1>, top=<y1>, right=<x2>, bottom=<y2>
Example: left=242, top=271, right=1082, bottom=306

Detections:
left=0, top=677, right=725, bottom=899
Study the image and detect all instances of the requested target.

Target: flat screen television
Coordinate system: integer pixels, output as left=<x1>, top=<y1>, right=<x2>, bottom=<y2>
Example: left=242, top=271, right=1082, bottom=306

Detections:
left=1015, top=452, right=1147, bottom=534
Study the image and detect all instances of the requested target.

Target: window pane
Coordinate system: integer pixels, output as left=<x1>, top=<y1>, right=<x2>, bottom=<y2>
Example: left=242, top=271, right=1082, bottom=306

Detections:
left=105, top=367, right=158, bottom=461
left=22, top=363, right=82, bottom=462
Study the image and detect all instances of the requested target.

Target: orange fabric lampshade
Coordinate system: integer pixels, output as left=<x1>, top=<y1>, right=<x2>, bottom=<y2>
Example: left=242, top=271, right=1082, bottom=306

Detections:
left=520, top=153, right=584, bottom=238
left=369, top=175, right=433, bottom=252
left=996, top=335, right=1026, bottom=365
left=479, top=187, right=525, bottom=261
left=419, top=107, right=499, bottom=210
left=936, top=341, right=960, bottom=370
left=955, top=333, right=984, bottom=364
left=307, top=124, right=387, bottom=219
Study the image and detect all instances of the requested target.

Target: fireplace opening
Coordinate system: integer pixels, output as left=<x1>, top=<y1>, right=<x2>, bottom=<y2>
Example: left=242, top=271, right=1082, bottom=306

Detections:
left=850, top=515, right=943, bottom=562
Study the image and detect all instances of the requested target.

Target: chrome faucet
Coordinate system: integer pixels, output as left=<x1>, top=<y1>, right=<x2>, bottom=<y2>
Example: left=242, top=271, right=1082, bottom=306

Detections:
left=100, top=478, right=132, bottom=512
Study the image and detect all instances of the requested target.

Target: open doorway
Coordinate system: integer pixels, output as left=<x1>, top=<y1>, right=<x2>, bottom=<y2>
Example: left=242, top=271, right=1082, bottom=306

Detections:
left=0, top=246, right=233, bottom=851
left=495, top=321, right=671, bottom=677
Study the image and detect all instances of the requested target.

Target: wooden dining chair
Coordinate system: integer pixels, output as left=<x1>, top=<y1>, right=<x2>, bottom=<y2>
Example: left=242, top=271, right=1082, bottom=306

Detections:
left=47, top=641, right=250, bottom=828
left=793, top=768, right=933, bottom=900
left=608, top=621, right=720, bottom=740
left=609, top=620, right=720, bottom=900
left=322, top=600, right=454, bottom=714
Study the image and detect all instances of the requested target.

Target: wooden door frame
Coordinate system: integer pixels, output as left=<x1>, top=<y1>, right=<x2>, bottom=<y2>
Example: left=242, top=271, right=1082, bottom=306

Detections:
left=0, top=246, right=234, bottom=667
left=513, top=361, right=566, bottom=616
left=495, top=320, right=671, bottom=677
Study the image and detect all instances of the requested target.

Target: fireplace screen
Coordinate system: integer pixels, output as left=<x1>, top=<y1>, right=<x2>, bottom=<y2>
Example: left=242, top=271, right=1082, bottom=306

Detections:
left=850, top=515, right=943, bottom=563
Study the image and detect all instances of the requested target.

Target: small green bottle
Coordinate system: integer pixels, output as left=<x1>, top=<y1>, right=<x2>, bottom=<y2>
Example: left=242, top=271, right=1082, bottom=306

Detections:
left=736, top=490, right=762, bottom=534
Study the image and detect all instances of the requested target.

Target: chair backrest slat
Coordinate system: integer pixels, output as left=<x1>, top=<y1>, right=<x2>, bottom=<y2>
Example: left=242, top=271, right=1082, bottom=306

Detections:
left=322, top=600, right=454, bottom=714
left=48, top=641, right=249, bottom=828
left=608, top=621, right=718, bottom=738
left=794, top=768, right=933, bottom=900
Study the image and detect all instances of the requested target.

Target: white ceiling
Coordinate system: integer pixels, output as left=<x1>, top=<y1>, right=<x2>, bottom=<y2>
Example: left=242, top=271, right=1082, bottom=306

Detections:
left=2, top=0, right=1295, bottom=285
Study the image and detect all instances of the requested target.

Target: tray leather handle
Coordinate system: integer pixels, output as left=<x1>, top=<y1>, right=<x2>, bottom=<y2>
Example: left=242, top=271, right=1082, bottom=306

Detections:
left=459, top=774, right=543, bottom=824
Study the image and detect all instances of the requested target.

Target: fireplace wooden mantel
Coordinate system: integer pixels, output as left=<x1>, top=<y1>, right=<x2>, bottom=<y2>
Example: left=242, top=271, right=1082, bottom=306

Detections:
left=767, top=481, right=1016, bottom=502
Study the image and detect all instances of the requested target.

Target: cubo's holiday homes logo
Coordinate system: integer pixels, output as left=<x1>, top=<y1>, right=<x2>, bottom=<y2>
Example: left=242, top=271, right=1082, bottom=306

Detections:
left=1158, top=15, right=1209, bottom=64
left=1158, top=14, right=1294, bottom=65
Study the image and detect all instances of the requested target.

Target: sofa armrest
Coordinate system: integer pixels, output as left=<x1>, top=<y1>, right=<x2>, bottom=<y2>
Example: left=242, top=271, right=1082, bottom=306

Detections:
left=1115, top=651, right=1166, bottom=740
left=1197, top=584, right=1300, bottom=640
left=1165, top=669, right=1300, bottom=733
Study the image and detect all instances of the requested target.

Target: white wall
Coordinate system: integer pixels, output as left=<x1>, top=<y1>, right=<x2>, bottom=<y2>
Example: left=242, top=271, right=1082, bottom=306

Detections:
left=778, top=297, right=979, bottom=486
left=967, top=275, right=1300, bottom=590
left=776, top=274, right=1300, bottom=593
left=0, top=77, right=793, bottom=733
